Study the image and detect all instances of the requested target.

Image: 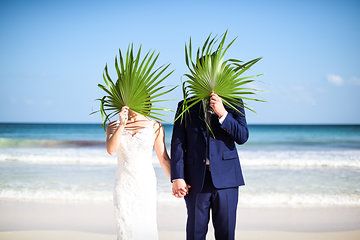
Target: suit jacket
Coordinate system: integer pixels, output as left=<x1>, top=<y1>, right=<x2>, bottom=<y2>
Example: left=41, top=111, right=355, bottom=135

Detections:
left=170, top=99, right=249, bottom=193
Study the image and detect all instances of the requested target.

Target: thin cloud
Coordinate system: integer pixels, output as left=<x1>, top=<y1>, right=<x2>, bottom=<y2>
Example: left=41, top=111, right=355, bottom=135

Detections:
left=326, top=74, right=344, bottom=86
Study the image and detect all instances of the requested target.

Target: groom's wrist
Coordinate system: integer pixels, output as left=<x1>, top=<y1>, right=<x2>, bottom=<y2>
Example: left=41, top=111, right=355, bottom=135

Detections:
left=218, top=111, right=228, bottom=124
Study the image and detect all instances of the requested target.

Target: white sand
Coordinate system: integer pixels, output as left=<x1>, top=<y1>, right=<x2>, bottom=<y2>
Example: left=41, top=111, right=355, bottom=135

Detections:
left=0, top=200, right=360, bottom=240
left=1, top=230, right=360, bottom=240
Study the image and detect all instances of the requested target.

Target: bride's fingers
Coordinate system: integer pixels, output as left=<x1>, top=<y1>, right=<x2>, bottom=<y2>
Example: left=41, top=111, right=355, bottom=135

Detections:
left=173, top=188, right=187, bottom=197
left=172, top=188, right=181, bottom=195
left=181, top=191, right=188, bottom=197
left=172, top=191, right=180, bottom=198
left=179, top=189, right=187, bottom=194
left=174, top=192, right=182, bottom=198
left=178, top=190, right=188, bottom=196
left=175, top=192, right=185, bottom=198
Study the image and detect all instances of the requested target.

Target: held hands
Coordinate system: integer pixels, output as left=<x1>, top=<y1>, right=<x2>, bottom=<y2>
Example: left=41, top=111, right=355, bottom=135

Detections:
left=172, top=179, right=191, bottom=198
left=209, top=93, right=227, bottom=119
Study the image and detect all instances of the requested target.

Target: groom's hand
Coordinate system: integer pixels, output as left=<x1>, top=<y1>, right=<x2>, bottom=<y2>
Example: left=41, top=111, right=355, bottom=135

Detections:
left=172, top=179, right=191, bottom=198
left=210, top=93, right=227, bottom=118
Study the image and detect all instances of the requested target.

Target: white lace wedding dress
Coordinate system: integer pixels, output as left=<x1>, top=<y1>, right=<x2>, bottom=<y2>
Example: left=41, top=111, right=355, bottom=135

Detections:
left=113, top=123, right=158, bottom=239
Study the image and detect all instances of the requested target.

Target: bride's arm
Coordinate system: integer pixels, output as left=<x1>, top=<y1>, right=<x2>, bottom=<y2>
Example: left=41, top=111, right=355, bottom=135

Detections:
left=106, top=107, right=128, bottom=155
left=106, top=121, right=125, bottom=155
left=154, top=122, right=171, bottom=177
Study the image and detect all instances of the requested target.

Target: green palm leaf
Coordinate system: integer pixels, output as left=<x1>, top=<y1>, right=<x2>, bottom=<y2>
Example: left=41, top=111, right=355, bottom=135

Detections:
left=91, top=44, right=176, bottom=130
left=176, top=31, right=265, bottom=123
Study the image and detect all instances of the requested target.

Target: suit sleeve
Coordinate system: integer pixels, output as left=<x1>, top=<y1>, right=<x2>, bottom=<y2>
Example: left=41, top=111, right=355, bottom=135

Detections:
left=220, top=99, right=249, bottom=145
left=170, top=102, right=186, bottom=182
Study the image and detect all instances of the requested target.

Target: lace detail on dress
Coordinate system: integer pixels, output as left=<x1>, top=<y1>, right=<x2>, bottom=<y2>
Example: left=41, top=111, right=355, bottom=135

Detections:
left=113, top=122, right=158, bottom=240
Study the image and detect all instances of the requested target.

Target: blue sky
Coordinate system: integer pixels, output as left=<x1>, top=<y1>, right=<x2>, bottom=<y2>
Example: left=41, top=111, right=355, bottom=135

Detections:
left=0, top=0, right=359, bottom=124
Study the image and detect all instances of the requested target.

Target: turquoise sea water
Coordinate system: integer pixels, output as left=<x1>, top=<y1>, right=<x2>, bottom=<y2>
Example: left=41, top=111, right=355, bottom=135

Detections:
left=0, top=123, right=359, bottom=207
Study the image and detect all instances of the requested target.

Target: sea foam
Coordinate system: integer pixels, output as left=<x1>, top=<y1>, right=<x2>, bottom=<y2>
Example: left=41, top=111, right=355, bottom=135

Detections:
left=1, top=148, right=359, bottom=169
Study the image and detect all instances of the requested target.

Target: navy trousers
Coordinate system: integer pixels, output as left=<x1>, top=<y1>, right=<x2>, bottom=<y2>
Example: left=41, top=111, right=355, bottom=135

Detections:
left=184, top=166, right=239, bottom=240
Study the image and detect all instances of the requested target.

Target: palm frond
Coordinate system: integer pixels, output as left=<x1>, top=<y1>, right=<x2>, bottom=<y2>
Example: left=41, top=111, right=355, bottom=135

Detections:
left=91, top=44, right=176, bottom=130
left=176, top=30, right=264, bottom=123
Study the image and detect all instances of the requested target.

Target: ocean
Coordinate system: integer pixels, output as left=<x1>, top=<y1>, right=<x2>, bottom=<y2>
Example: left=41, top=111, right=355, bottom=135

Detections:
left=0, top=123, right=359, bottom=207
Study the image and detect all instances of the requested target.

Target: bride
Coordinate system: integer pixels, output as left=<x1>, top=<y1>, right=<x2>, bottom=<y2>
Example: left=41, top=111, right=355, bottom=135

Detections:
left=106, top=106, right=171, bottom=239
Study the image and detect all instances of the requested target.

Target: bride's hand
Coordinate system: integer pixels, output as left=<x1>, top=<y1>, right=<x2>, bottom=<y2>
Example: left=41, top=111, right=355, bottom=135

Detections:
left=119, top=106, right=129, bottom=126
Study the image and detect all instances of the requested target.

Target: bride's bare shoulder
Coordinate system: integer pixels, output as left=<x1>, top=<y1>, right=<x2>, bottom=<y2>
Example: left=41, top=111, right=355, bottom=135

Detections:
left=152, top=120, right=162, bottom=128
left=152, top=121, right=164, bottom=135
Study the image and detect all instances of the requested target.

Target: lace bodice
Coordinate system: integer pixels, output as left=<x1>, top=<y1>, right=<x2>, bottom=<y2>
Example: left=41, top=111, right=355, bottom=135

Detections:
left=116, top=122, right=155, bottom=172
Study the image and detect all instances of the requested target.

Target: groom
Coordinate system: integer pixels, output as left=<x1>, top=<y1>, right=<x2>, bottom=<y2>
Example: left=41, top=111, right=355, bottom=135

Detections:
left=170, top=93, right=249, bottom=240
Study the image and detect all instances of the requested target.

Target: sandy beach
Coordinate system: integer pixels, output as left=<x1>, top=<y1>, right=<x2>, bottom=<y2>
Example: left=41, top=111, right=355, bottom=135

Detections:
left=0, top=200, right=359, bottom=240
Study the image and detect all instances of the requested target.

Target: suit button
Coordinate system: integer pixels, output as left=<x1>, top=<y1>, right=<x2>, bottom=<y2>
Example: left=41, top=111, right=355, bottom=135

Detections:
left=203, top=160, right=206, bottom=163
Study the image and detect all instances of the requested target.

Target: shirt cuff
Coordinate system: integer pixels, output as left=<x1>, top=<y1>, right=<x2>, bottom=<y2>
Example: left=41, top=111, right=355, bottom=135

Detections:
left=171, top=178, right=183, bottom=183
left=218, top=111, right=228, bottom=124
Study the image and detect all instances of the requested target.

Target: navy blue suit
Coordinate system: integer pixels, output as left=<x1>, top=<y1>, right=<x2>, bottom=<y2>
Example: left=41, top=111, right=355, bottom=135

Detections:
left=171, top=99, right=249, bottom=240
